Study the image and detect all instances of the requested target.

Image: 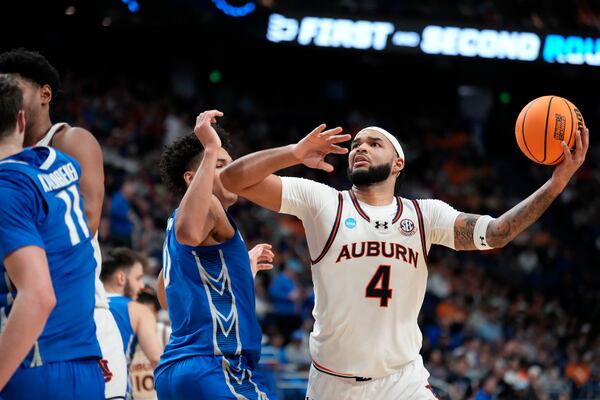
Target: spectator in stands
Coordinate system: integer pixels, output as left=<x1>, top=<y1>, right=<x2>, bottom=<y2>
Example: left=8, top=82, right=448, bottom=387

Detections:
left=110, top=177, right=136, bottom=247
left=269, top=258, right=304, bottom=342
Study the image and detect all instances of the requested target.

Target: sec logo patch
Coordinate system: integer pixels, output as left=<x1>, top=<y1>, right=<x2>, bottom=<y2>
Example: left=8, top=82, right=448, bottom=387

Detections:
left=399, top=218, right=416, bottom=236
left=345, top=217, right=357, bottom=229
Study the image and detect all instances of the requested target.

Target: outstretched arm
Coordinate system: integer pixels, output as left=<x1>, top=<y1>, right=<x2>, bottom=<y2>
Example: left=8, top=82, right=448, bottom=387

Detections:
left=175, top=110, right=223, bottom=246
left=220, top=124, right=350, bottom=211
left=454, top=127, right=589, bottom=250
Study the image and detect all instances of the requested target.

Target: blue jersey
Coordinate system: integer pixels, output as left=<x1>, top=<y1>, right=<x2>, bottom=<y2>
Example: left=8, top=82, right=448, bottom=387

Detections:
left=155, top=208, right=263, bottom=376
left=0, top=147, right=100, bottom=366
left=108, top=295, right=137, bottom=365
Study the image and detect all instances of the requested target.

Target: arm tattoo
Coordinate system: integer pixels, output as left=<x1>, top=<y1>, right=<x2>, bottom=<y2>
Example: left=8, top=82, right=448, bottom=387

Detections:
left=486, top=181, right=558, bottom=248
left=454, top=213, right=479, bottom=250
left=454, top=181, right=559, bottom=250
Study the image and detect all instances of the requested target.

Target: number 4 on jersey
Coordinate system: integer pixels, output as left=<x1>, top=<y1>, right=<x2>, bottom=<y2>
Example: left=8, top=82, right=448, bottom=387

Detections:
left=366, top=265, right=392, bottom=307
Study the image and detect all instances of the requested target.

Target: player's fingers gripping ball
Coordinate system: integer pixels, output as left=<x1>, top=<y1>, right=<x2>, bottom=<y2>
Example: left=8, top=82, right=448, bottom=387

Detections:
left=515, top=96, right=585, bottom=165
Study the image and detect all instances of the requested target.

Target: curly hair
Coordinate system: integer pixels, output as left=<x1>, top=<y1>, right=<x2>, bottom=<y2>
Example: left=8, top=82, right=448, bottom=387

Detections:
left=0, top=49, right=60, bottom=95
left=159, top=125, right=232, bottom=196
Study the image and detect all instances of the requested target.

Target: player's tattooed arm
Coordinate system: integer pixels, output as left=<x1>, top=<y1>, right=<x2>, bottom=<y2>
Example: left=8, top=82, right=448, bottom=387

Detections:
left=455, top=181, right=566, bottom=250
left=454, top=127, right=588, bottom=251
left=485, top=182, right=559, bottom=247
left=453, top=213, right=479, bottom=250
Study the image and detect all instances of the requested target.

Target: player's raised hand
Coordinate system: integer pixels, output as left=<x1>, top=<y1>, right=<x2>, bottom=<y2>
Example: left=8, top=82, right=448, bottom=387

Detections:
left=194, top=110, right=223, bottom=150
left=291, top=124, right=351, bottom=172
left=248, top=243, right=274, bottom=278
left=552, top=126, right=589, bottom=190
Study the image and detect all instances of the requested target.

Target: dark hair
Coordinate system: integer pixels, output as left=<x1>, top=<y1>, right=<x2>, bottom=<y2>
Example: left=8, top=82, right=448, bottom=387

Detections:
left=0, top=49, right=60, bottom=95
left=159, top=125, right=231, bottom=196
left=100, top=247, right=146, bottom=282
left=0, top=74, right=23, bottom=138
left=137, top=290, right=161, bottom=311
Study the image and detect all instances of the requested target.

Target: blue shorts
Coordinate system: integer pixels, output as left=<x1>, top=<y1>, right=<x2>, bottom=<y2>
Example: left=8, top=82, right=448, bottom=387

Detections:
left=1, top=359, right=104, bottom=400
left=155, top=355, right=276, bottom=400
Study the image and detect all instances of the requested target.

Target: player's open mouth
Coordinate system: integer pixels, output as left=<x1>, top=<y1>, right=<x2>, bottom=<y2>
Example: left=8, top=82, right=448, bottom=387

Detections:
left=353, top=156, right=369, bottom=167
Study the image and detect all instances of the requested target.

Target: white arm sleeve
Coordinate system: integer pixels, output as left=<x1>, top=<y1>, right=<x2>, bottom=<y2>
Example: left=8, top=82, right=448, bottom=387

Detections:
left=416, top=199, right=461, bottom=249
left=279, top=177, right=339, bottom=221
left=279, top=177, right=341, bottom=261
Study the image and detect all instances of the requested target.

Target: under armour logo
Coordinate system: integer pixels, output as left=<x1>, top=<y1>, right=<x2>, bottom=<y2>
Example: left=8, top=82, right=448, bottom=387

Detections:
left=374, top=221, right=389, bottom=230
left=480, top=236, right=486, bottom=247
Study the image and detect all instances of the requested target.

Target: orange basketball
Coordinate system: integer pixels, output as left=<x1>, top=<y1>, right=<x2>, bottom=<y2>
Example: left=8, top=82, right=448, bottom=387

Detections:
left=515, top=96, right=584, bottom=165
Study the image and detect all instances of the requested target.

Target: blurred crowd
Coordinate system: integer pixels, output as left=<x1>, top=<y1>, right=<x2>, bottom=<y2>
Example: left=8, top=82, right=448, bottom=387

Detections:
left=50, top=73, right=600, bottom=400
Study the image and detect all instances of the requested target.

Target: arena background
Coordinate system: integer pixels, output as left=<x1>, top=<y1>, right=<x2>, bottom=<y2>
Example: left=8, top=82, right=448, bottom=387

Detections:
left=2, top=1, right=600, bottom=399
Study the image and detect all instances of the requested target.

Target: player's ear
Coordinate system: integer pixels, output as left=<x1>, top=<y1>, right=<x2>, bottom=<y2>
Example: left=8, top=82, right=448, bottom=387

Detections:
left=116, top=270, right=126, bottom=286
left=17, top=110, right=26, bottom=134
left=40, top=84, right=52, bottom=105
left=392, top=158, right=404, bottom=176
left=183, top=171, right=195, bottom=187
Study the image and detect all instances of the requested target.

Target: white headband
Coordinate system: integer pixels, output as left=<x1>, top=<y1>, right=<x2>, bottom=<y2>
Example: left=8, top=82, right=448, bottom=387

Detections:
left=357, top=126, right=405, bottom=160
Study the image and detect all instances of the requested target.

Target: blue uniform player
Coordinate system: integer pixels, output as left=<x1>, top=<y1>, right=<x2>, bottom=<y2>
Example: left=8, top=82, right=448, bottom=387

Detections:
left=101, top=248, right=162, bottom=400
left=0, top=75, right=103, bottom=399
left=154, top=110, right=275, bottom=399
left=110, top=295, right=138, bottom=368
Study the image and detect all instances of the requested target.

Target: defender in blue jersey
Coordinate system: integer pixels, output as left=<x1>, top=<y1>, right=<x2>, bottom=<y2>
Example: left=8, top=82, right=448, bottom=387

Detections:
left=0, top=75, right=104, bottom=398
left=101, top=248, right=162, bottom=399
left=154, top=110, right=275, bottom=400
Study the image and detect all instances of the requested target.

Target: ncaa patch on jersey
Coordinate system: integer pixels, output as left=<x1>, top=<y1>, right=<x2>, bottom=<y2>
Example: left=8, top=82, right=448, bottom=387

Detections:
left=399, top=218, right=416, bottom=236
left=344, top=217, right=357, bottom=229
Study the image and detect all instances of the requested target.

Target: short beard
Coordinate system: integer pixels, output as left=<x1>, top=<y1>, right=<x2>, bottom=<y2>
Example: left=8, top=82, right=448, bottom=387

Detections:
left=347, top=162, right=392, bottom=186
left=124, top=280, right=137, bottom=300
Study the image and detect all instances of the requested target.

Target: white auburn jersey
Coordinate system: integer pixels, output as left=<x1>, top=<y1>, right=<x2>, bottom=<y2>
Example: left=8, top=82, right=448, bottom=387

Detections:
left=37, top=123, right=109, bottom=309
left=280, top=177, right=460, bottom=379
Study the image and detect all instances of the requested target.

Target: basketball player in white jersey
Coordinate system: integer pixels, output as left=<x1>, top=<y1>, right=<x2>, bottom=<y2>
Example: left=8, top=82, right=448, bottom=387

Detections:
left=0, top=49, right=128, bottom=399
left=220, top=123, right=589, bottom=399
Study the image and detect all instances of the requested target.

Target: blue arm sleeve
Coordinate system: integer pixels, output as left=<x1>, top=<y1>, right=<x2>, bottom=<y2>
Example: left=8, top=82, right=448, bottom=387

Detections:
left=0, top=181, right=45, bottom=261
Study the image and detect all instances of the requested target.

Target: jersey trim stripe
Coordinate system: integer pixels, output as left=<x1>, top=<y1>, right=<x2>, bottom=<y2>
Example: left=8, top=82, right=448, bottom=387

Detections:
left=426, top=384, right=441, bottom=399
left=311, top=193, right=343, bottom=265
left=312, top=360, right=372, bottom=381
left=348, top=190, right=370, bottom=222
left=39, top=147, right=57, bottom=170
left=392, top=196, right=404, bottom=223
left=411, top=199, right=429, bottom=266
left=312, top=360, right=354, bottom=378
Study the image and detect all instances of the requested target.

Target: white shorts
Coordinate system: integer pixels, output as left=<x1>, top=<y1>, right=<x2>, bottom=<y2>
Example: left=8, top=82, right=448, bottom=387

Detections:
left=306, top=355, right=438, bottom=400
left=95, top=307, right=127, bottom=399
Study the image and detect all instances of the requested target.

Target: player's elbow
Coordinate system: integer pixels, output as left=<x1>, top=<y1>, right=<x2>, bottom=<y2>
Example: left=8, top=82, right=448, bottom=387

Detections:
left=174, top=224, right=205, bottom=247
left=87, top=214, right=101, bottom=237
left=486, top=219, right=511, bottom=249
left=148, top=353, right=160, bottom=368
left=174, top=213, right=208, bottom=246
left=220, top=168, right=249, bottom=194
left=489, top=237, right=509, bottom=249
left=219, top=169, right=238, bottom=193
left=34, top=290, right=57, bottom=317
